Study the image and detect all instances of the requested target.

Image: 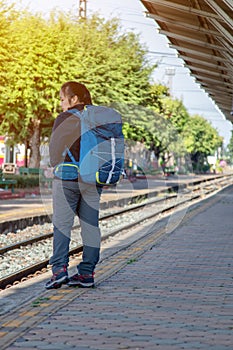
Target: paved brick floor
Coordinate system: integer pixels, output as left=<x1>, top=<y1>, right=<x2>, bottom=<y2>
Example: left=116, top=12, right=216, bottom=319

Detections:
left=2, top=187, right=233, bottom=350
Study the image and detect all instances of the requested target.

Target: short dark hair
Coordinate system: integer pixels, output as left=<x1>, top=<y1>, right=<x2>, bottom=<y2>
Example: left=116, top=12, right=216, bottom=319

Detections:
left=60, top=81, right=92, bottom=105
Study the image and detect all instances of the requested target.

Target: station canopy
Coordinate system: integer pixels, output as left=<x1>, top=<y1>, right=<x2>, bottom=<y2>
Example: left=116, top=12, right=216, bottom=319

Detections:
left=140, top=0, right=233, bottom=122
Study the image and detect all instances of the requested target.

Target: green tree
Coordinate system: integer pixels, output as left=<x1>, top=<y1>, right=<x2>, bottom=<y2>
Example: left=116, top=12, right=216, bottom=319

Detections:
left=0, top=12, right=69, bottom=166
left=159, top=97, right=190, bottom=134
left=226, top=130, right=233, bottom=164
left=0, top=1, right=18, bottom=103
left=140, top=84, right=190, bottom=161
left=112, top=102, right=181, bottom=162
left=0, top=9, right=155, bottom=167
left=182, top=114, right=223, bottom=171
left=75, top=16, right=155, bottom=106
left=142, top=83, right=168, bottom=110
left=142, top=83, right=190, bottom=134
left=0, top=1, right=15, bottom=80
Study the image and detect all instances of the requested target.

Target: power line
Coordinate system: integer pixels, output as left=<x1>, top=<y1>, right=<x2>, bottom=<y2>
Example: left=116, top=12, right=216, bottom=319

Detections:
left=148, top=51, right=177, bottom=56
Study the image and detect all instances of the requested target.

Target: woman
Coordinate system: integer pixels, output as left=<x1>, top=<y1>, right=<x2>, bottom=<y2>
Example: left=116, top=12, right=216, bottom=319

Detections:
left=45, top=81, right=102, bottom=289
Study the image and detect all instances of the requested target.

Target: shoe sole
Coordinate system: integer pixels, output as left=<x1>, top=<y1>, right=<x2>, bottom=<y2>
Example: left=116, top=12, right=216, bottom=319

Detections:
left=67, top=282, right=94, bottom=288
left=45, top=276, right=69, bottom=290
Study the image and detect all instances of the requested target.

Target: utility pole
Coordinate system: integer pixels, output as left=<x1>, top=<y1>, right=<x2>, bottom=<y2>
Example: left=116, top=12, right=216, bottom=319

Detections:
left=165, top=67, right=176, bottom=97
left=78, top=0, right=87, bottom=19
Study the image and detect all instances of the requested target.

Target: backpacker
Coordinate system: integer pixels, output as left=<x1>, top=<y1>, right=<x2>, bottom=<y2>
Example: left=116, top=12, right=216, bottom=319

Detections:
left=58, top=105, right=125, bottom=186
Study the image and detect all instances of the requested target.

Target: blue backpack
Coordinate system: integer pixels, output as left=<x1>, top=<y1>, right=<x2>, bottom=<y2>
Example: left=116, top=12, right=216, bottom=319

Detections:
left=55, top=105, right=124, bottom=186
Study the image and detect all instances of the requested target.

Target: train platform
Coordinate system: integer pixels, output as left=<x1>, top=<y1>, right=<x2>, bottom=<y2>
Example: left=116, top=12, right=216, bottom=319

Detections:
left=0, top=181, right=233, bottom=349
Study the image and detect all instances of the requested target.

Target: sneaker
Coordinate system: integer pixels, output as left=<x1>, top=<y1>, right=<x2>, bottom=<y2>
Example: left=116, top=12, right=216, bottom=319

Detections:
left=67, top=273, right=94, bottom=288
left=45, top=266, right=69, bottom=290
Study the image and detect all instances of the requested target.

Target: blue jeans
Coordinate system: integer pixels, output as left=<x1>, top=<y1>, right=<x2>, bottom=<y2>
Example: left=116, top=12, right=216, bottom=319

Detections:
left=49, top=179, right=102, bottom=275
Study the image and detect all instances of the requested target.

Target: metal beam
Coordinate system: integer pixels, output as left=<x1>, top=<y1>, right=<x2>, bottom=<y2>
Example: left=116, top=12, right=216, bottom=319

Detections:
left=208, top=18, right=233, bottom=46
left=198, top=81, right=232, bottom=90
left=223, top=52, right=233, bottom=73
left=222, top=0, right=233, bottom=11
left=206, top=92, right=232, bottom=101
left=205, top=88, right=232, bottom=99
left=143, top=0, right=220, bottom=20
left=186, top=65, right=232, bottom=79
left=192, top=74, right=232, bottom=86
left=204, top=0, right=233, bottom=28
left=141, top=0, right=233, bottom=122
left=208, top=96, right=233, bottom=101
left=169, top=45, right=230, bottom=63
left=210, top=98, right=232, bottom=105
left=211, top=102, right=232, bottom=108
left=145, top=12, right=221, bottom=36
left=159, top=29, right=227, bottom=51
left=215, top=35, right=233, bottom=57
left=205, top=87, right=232, bottom=94
left=178, top=55, right=232, bottom=72
left=218, top=106, right=232, bottom=112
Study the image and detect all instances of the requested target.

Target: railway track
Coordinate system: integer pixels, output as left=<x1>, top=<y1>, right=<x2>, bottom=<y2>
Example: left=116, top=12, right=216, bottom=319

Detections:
left=0, top=174, right=232, bottom=290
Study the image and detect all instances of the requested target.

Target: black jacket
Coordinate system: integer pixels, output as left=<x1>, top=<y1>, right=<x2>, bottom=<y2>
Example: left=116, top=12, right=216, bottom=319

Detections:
left=49, top=104, right=85, bottom=167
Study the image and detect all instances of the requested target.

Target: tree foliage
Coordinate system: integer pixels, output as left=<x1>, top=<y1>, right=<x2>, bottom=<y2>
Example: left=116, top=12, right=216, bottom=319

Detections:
left=0, top=7, right=155, bottom=166
left=141, top=83, right=169, bottom=109
left=112, top=102, right=182, bottom=161
left=0, top=2, right=223, bottom=170
left=226, top=131, right=233, bottom=164
left=182, top=114, right=223, bottom=169
left=74, top=16, right=155, bottom=105
left=158, top=97, right=190, bottom=134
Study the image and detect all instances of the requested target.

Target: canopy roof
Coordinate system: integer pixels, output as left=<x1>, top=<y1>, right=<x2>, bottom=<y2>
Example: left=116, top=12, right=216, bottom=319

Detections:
left=141, top=0, right=233, bottom=122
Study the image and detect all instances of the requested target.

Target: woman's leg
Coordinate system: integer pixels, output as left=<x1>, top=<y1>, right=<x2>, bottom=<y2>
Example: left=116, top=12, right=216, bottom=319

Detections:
left=49, top=180, right=80, bottom=273
left=77, top=183, right=102, bottom=275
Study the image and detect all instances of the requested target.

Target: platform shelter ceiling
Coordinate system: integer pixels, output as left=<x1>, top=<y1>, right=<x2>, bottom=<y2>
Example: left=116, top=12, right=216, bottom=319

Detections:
left=140, top=0, right=233, bottom=122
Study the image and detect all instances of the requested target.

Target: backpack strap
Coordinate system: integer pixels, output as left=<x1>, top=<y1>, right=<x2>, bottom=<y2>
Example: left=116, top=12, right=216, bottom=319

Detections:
left=61, top=107, right=85, bottom=164
left=66, top=147, right=79, bottom=164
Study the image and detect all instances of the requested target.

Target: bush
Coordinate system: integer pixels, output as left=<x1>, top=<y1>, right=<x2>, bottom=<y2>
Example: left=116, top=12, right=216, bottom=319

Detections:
left=3, top=174, right=39, bottom=188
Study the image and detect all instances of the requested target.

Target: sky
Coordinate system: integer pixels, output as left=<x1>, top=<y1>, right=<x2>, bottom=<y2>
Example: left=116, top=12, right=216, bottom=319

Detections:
left=10, top=0, right=232, bottom=145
